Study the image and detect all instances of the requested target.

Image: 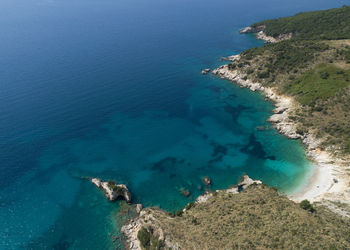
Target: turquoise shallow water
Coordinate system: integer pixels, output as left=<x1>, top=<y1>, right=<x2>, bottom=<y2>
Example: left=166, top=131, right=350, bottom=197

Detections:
left=0, top=0, right=345, bottom=248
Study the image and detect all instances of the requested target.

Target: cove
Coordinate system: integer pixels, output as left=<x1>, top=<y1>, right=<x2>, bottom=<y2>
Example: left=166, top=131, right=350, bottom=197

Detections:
left=0, top=0, right=343, bottom=248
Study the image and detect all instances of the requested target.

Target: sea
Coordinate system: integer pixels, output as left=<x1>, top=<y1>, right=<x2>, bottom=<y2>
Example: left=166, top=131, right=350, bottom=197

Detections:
left=0, top=0, right=345, bottom=248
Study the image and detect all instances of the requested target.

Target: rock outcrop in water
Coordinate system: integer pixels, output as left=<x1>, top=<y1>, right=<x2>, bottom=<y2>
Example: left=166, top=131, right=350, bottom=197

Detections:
left=202, top=176, right=211, bottom=186
left=91, top=178, right=132, bottom=203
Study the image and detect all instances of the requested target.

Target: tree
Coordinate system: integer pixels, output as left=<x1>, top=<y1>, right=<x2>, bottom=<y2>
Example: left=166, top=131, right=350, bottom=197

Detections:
left=300, top=200, right=315, bottom=213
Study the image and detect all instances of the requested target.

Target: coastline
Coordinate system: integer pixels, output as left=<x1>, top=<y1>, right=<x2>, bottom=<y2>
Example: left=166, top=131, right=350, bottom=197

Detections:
left=121, top=175, right=263, bottom=249
left=212, top=64, right=350, bottom=205
left=239, top=25, right=292, bottom=43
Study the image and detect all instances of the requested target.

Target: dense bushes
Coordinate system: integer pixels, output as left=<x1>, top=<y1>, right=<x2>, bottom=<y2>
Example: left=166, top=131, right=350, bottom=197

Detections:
left=300, top=200, right=315, bottom=213
left=242, top=40, right=329, bottom=75
left=138, top=227, right=151, bottom=248
left=284, top=64, right=350, bottom=105
left=137, top=227, right=162, bottom=250
left=252, top=6, right=350, bottom=40
left=258, top=71, right=270, bottom=78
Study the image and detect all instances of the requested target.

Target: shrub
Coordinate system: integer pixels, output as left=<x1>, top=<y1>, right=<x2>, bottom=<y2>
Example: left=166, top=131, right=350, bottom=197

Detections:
left=185, top=202, right=195, bottom=210
left=191, top=217, right=199, bottom=225
left=228, top=63, right=236, bottom=70
left=300, top=200, right=315, bottom=213
left=252, top=6, right=350, bottom=40
left=319, top=70, right=329, bottom=79
left=138, top=227, right=151, bottom=248
left=258, top=71, right=270, bottom=78
left=175, top=210, right=183, bottom=217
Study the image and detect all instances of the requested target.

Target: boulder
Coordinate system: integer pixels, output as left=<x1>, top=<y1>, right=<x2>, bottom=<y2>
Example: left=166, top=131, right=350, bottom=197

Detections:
left=136, top=204, right=143, bottom=213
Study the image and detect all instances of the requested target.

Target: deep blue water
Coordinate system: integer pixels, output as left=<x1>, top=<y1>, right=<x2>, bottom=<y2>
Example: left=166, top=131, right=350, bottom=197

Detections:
left=0, top=0, right=346, bottom=248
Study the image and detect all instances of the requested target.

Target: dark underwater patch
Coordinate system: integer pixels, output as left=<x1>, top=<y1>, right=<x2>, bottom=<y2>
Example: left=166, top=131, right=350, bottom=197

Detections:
left=224, top=104, right=251, bottom=123
left=207, top=85, right=222, bottom=93
left=208, top=142, right=228, bottom=164
left=240, top=134, right=275, bottom=160
left=151, top=157, right=178, bottom=172
left=212, top=144, right=227, bottom=157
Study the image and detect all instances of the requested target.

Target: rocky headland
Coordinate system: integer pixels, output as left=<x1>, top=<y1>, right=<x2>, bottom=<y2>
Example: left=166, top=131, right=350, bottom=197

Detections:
left=121, top=175, right=350, bottom=249
left=121, top=175, right=262, bottom=250
left=239, top=25, right=292, bottom=43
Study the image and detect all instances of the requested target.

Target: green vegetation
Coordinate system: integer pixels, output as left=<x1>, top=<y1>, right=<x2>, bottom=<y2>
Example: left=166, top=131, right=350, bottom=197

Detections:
left=137, top=227, right=162, bottom=250
left=241, top=40, right=330, bottom=76
left=253, top=6, right=350, bottom=40
left=137, top=227, right=151, bottom=248
left=107, top=180, right=123, bottom=192
left=137, top=185, right=350, bottom=249
left=300, top=200, right=315, bottom=213
left=185, top=202, right=195, bottom=210
left=175, top=210, right=183, bottom=217
left=232, top=5, right=350, bottom=154
left=285, top=64, right=350, bottom=105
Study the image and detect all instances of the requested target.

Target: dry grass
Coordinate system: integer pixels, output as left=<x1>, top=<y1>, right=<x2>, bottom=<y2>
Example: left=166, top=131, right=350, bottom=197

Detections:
left=141, top=185, right=350, bottom=249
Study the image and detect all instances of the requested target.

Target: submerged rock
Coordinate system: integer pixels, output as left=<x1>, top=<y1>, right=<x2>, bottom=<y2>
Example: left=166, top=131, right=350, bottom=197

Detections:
left=91, top=178, right=131, bottom=203
left=181, top=188, right=191, bottom=197
left=256, top=126, right=266, bottom=131
left=202, top=176, right=211, bottom=186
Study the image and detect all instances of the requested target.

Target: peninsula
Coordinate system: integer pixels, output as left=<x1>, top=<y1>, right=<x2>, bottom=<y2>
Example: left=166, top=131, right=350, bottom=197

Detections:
left=122, top=176, right=350, bottom=249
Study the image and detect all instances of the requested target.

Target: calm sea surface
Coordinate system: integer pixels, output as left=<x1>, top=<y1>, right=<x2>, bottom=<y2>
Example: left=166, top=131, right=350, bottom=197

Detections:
left=0, top=0, right=345, bottom=248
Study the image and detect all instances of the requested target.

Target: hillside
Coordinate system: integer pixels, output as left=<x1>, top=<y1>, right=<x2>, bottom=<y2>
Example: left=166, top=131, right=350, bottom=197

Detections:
left=232, top=6, right=350, bottom=154
left=233, top=39, right=350, bottom=153
left=252, top=6, right=350, bottom=40
left=123, top=184, right=350, bottom=249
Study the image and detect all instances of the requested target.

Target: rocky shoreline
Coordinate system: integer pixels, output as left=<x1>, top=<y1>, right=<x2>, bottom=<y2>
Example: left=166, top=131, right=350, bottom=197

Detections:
left=212, top=63, right=350, bottom=205
left=239, top=25, right=292, bottom=43
left=121, top=175, right=262, bottom=250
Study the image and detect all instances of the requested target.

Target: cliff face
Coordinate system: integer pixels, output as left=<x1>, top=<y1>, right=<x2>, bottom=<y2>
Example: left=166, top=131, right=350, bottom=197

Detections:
left=121, top=180, right=350, bottom=250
